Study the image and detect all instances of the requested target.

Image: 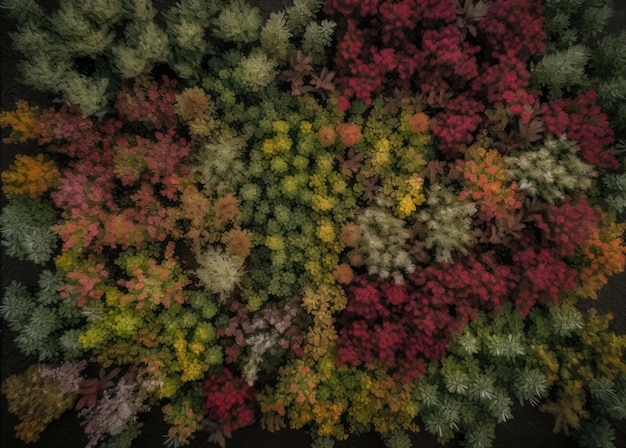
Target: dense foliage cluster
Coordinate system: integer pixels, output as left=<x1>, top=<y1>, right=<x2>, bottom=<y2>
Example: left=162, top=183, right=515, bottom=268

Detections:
left=2, top=1, right=626, bottom=448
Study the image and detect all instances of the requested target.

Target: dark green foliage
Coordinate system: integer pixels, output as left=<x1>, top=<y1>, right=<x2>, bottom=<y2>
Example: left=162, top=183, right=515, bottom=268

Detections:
left=5, top=0, right=124, bottom=115
left=163, top=0, right=217, bottom=79
left=514, top=368, right=549, bottom=406
left=383, top=430, right=412, bottom=448
left=533, top=0, right=626, bottom=130
left=0, top=197, right=58, bottom=265
left=111, top=1, right=169, bottom=79
left=577, top=417, right=616, bottom=448
left=97, top=422, right=144, bottom=448
left=601, top=142, right=626, bottom=213
left=463, top=423, right=496, bottom=448
left=405, top=296, right=600, bottom=448
left=0, top=0, right=44, bottom=22
left=573, top=374, right=626, bottom=448
left=543, top=0, right=611, bottom=50
left=530, top=45, right=590, bottom=99
left=2, top=0, right=334, bottom=116
left=2, top=0, right=335, bottom=116
left=0, top=271, right=83, bottom=361
left=285, top=0, right=324, bottom=34
left=311, top=435, right=335, bottom=448
left=0, top=281, right=33, bottom=331
left=261, top=11, right=292, bottom=61
left=301, top=19, right=335, bottom=63
left=589, top=375, right=626, bottom=420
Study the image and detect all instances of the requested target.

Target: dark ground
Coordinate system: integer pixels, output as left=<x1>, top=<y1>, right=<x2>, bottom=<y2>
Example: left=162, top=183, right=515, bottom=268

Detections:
left=2, top=2, right=626, bottom=447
